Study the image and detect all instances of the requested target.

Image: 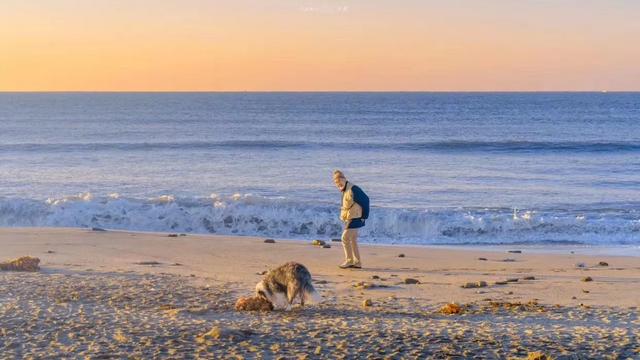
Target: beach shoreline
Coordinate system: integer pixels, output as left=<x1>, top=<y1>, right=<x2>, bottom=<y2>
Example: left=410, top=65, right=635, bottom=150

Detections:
left=1, top=227, right=639, bottom=358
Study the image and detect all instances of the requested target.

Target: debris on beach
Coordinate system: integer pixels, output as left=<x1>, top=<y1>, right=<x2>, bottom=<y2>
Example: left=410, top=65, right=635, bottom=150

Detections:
left=322, top=244, right=331, bottom=248
left=522, top=276, right=536, bottom=280
left=489, top=300, right=545, bottom=312
left=508, top=250, right=522, bottom=254
left=527, top=351, right=552, bottom=360
left=404, top=278, right=420, bottom=284
left=502, top=258, right=516, bottom=262
left=135, top=261, right=162, bottom=266
left=461, top=281, right=488, bottom=288
left=167, top=233, right=178, bottom=237
left=197, top=326, right=254, bottom=341
left=353, top=281, right=389, bottom=290
left=311, top=240, right=326, bottom=246
left=494, top=281, right=508, bottom=285
left=581, top=276, right=593, bottom=282
left=440, top=303, right=463, bottom=315
left=0, top=256, right=40, bottom=272
left=91, top=227, right=107, bottom=232
left=398, top=253, right=405, bottom=258
left=263, top=239, right=276, bottom=243
left=478, top=257, right=488, bottom=261
left=234, top=296, right=274, bottom=311
left=598, top=261, right=609, bottom=267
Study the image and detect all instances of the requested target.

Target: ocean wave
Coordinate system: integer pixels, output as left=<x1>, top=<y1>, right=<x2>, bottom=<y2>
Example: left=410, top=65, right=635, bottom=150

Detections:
left=2, top=140, right=640, bottom=153
left=0, top=193, right=638, bottom=245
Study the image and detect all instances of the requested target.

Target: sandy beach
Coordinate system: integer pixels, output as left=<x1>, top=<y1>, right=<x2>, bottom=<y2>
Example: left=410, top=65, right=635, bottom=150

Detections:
left=1, top=227, right=639, bottom=359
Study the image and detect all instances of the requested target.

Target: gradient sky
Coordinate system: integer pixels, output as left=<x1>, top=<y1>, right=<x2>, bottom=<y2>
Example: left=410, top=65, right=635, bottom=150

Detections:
left=1, top=0, right=639, bottom=91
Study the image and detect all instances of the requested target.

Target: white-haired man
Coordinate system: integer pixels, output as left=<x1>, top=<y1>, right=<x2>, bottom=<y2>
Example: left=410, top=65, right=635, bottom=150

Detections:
left=333, top=170, right=369, bottom=269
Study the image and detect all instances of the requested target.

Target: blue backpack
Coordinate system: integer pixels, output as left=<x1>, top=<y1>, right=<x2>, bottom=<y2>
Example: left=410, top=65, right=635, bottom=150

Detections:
left=351, top=185, right=370, bottom=220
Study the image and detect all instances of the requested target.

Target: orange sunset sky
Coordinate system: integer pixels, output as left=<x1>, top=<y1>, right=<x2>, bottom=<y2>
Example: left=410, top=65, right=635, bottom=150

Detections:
left=1, top=0, right=639, bottom=91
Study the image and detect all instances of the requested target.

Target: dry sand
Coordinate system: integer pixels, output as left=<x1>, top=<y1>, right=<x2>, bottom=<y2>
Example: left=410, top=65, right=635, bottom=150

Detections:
left=0, top=227, right=638, bottom=359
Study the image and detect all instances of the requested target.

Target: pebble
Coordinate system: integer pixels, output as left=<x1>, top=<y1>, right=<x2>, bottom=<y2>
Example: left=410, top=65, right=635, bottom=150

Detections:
left=507, top=250, right=522, bottom=254
left=263, top=239, right=276, bottom=244
left=478, top=257, right=488, bottom=261
left=404, top=278, right=420, bottom=285
left=167, top=234, right=178, bottom=237
left=522, top=276, right=535, bottom=280
left=581, top=277, right=593, bottom=282
left=398, top=254, right=405, bottom=258
left=598, top=261, right=609, bottom=267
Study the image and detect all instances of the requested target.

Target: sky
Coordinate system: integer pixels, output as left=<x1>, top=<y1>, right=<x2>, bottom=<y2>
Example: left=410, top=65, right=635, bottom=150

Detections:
left=1, top=0, right=639, bottom=91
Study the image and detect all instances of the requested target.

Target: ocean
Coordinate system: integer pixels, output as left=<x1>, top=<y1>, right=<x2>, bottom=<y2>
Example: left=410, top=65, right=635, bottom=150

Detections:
left=1, top=92, right=639, bottom=246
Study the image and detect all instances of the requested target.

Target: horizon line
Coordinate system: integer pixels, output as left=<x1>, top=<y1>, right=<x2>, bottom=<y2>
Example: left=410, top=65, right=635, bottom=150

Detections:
left=1, top=90, right=638, bottom=94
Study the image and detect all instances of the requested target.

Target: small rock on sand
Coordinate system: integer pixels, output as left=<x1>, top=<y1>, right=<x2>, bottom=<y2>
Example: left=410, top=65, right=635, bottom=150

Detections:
left=581, top=276, right=593, bottom=282
left=371, top=275, right=380, bottom=280
left=494, top=281, right=508, bottom=285
left=362, top=299, right=373, bottom=307
left=462, top=281, right=487, bottom=288
left=135, top=261, right=162, bottom=266
left=502, top=258, right=516, bottom=262
left=508, top=250, right=522, bottom=253
left=264, top=239, right=276, bottom=243
left=91, top=227, right=106, bottom=232
left=398, top=254, right=405, bottom=258
left=522, top=276, right=535, bottom=280
left=167, top=234, right=178, bottom=237
left=506, top=278, right=519, bottom=282
left=322, top=244, right=331, bottom=248
left=404, top=278, right=420, bottom=284
left=478, top=257, right=487, bottom=261
left=598, top=261, right=609, bottom=267
left=46, top=250, right=55, bottom=254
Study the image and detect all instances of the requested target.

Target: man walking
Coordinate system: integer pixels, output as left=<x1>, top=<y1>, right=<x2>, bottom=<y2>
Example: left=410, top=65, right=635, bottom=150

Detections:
left=333, top=170, right=369, bottom=269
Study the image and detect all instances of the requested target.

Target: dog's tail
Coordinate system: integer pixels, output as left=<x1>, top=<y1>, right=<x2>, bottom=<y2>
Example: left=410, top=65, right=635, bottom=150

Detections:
left=303, top=282, right=323, bottom=304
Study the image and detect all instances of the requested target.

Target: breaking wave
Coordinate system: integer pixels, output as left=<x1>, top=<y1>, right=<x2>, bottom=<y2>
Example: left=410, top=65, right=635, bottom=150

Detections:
left=2, top=140, right=640, bottom=154
left=1, top=193, right=639, bottom=245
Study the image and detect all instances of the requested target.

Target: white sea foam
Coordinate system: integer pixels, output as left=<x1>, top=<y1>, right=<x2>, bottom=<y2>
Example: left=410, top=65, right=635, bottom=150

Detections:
left=0, top=194, right=638, bottom=245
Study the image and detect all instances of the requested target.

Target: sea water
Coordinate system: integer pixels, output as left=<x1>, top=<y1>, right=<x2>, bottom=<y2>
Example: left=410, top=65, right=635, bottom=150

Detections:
left=1, top=92, right=639, bottom=246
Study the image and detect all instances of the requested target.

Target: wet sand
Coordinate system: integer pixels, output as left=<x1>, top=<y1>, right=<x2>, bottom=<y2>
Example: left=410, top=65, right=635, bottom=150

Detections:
left=1, top=227, right=639, bottom=358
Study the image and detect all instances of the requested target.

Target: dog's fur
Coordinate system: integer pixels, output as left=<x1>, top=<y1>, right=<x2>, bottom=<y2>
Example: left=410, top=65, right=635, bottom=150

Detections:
left=255, top=262, right=322, bottom=310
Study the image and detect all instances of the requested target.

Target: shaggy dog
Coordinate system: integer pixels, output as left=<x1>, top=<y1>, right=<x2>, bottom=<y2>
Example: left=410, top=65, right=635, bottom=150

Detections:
left=255, top=262, right=322, bottom=310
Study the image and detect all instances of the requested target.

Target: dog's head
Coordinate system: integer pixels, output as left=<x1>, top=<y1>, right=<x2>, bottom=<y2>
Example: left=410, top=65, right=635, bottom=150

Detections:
left=255, top=280, right=270, bottom=301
